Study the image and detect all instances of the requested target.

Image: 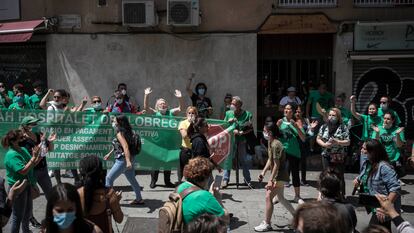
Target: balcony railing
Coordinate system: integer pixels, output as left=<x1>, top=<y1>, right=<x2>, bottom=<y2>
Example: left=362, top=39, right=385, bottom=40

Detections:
left=354, top=0, right=414, bottom=7
left=278, top=0, right=337, bottom=8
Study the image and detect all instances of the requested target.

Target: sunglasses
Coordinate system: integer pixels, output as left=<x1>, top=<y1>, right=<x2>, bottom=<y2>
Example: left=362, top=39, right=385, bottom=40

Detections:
left=0, top=85, right=4, bottom=88
left=53, top=95, right=62, bottom=99
left=92, top=100, right=101, bottom=103
left=380, top=101, right=387, bottom=104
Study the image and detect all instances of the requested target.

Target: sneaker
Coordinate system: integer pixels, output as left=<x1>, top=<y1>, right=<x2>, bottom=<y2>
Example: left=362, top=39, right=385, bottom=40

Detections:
left=30, top=217, right=42, bottom=228
left=48, top=170, right=54, bottom=178
left=284, top=183, right=291, bottom=188
left=300, top=181, right=309, bottom=186
left=254, top=221, right=273, bottom=232
left=272, top=196, right=279, bottom=204
left=293, top=196, right=305, bottom=204
left=399, top=179, right=406, bottom=186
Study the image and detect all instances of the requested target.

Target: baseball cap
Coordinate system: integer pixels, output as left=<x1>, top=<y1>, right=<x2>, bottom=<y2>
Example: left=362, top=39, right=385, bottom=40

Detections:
left=21, top=116, right=40, bottom=126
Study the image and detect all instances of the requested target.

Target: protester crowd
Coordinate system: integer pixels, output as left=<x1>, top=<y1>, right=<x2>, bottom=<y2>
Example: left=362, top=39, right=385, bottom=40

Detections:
left=0, top=78, right=414, bottom=233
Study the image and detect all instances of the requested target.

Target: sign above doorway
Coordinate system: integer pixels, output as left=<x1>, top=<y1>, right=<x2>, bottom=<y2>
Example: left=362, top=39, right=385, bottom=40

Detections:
left=259, top=14, right=336, bottom=34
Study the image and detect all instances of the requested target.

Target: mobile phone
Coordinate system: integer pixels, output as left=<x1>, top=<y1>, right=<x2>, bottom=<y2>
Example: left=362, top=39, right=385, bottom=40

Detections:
left=213, top=175, right=223, bottom=188
left=359, top=193, right=380, bottom=208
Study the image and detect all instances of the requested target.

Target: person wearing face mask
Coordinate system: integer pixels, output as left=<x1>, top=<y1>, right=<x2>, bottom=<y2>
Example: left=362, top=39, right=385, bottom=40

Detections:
left=317, top=93, right=352, bottom=127
left=378, top=96, right=401, bottom=126
left=8, top=92, right=29, bottom=110
left=254, top=123, right=294, bottom=232
left=350, top=95, right=382, bottom=168
left=219, top=93, right=232, bottom=120
left=372, top=112, right=406, bottom=179
left=2, top=129, right=42, bottom=233
left=29, top=81, right=46, bottom=110
left=107, top=90, right=132, bottom=113
left=317, top=108, right=350, bottom=197
left=178, top=106, right=199, bottom=182
left=144, top=87, right=184, bottom=188
left=118, top=83, right=140, bottom=112
left=19, top=116, right=56, bottom=229
left=186, top=76, right=213, bottom=118
left=85, top=96, right=106, bottom=113
left=42, top=183, right=102, bottom=233
left=177, top=157, right=229, bottom=225
left=222, top=96, right=253, bottom=188
left=0, top=82, right=13, bottom=109
left=12, top=84, right=30, bottom=106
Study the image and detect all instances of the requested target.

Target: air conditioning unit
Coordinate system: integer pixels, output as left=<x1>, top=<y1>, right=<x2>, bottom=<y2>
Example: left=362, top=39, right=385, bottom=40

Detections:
left=167, top=0, right=200, bottom=26
left=122, top=0, right=157, bottom=27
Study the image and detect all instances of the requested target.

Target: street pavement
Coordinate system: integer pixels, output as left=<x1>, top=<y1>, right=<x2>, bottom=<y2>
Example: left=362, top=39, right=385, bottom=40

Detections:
left=3, top=168, right=414, bottom=233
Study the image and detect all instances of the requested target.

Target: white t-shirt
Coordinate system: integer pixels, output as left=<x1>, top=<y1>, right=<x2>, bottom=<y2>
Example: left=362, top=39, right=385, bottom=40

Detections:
left=279, top=96, right=302, bottom=106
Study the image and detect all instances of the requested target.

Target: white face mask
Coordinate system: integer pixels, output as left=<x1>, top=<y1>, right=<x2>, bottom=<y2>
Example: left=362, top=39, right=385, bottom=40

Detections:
left=187, top=115, right=195, bottom=122
left=380, top=103, right=389, bottom=111
left=93, top=103, right=102, bottom=110
left=383, top=123, right=392, bottom=129
left=329, top=116, right=338, bottom=124
left=159, top=108, right=167, bottom=115
left=0, top=87, right=5, bottom=93
left=263, top=132, right=270, bottom=141
left=121, top=89, right=127, bottom=95
left=230, top=105, right=237, bottom=111
left=112, top=122, right=117, bottom=129
left=35, top=90, right=42, bottom=96
left=49, top=100, right=61, bottom=106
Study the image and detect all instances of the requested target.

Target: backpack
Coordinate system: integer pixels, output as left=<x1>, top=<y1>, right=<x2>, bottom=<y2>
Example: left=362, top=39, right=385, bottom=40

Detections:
left=158, top=186, right=200, bottom=233
left=129, top=132, right=142, bottom=156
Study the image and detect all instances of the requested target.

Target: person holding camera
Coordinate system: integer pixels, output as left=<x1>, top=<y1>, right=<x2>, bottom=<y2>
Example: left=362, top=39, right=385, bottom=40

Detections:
left=353, top=139, right=400, bottom=232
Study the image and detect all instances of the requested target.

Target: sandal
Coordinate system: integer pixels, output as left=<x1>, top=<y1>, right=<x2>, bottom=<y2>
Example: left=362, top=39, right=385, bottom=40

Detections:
left=130, top=199, right=145, bottom=205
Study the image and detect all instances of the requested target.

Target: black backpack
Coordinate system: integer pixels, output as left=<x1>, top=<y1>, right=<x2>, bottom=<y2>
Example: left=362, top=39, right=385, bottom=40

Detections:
left=129, top=132, right=142, bottom=156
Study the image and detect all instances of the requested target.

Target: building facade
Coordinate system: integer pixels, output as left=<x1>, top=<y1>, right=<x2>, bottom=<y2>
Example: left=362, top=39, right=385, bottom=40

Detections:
left=1, top=0, right=413, bottom=136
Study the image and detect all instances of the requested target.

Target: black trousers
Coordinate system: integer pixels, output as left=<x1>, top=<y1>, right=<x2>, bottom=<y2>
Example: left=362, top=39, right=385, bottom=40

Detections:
left=150, top=170, right=171, bottom=184
left=287, top=155, right=300, bottom=188
left=178, top=147, right=192, bottom=182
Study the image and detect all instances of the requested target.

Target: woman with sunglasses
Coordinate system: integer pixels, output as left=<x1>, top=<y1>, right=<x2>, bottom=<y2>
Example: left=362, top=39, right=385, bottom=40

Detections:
left=178, top=106, right=198, bottom=182
left=85, top=96, right=106, bottom=113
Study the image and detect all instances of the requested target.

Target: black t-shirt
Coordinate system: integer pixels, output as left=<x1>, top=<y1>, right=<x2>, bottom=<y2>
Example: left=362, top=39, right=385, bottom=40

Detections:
left=191, top=93, right=212, bottom=118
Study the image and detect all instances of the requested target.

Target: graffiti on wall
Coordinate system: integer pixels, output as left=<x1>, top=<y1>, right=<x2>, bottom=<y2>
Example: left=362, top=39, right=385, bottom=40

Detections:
left=353, top=67, right=414, bottom=137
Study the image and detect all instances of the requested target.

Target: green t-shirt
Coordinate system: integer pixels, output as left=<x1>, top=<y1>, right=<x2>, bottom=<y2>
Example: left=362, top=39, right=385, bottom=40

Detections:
left=268, top=140, right=289, bottom=182
left=338, top=107, right=352, bottom=126
left=177, top=182, right=225, bottom=224
left=155, top=109, right=174, bottom=117
left=378, top=108, right=401, bottom=126
left=308, top=90, right=333, bottom=118
left=5, top=147, right=37, bottom=186
left=278, top=118, right=302, bottom=158
left=360, top=114, right=382, bottom=141
left=372, top=126, right=405, bottom=162
left=8, top=103, right=28, bottom=110
left=29, top=93, right=45, bottom=110
left=224, top=110, right=253, bottom=142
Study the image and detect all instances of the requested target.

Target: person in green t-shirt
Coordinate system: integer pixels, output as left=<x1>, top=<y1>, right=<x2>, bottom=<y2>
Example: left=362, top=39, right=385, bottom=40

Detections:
left=277, top=103, right=306, bottom=204
left=0, top=82, right=13, bottom=109
left=222, top=96, right=253, bottom=188
left=84, top=96, right=106, bottom=113
left=8, top=92, right=30, bottom=110
left=306, top=83, right=334, bottom=120
left=12, top=83, right=30, bottom=107
left=143, top=87, right=184, bottom=188
left=177, top=157, right=228, bottom=224
left=372, top=112, right=405, bottom=165
left=378, top=96, right=402, bottom=126
left=28, top=81, right=46, bottom=110
left=2, top=129, right=42, bottom=233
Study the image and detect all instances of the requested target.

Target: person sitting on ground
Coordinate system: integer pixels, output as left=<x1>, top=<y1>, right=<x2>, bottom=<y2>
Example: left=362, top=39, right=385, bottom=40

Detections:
left=292, top=201, right=349, bottom=233
left=78, top=155, right=123, bottom=233
left=318, top=169, right=357, bottom=233
left=185, top=213, right=227, bottom=233
left=186, top=75, right=213, bottom=118
left=178, top=157, right=229, bottom=225
left=41, top=183, right=102, bottom=233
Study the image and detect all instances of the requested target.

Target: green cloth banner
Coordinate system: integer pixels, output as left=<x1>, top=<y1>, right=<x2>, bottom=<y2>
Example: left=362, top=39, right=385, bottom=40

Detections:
left=0, top=110, right=235, bottom=170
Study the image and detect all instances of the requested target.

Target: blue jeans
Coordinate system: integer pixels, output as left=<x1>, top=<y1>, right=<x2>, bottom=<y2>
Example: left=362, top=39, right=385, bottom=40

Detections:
left=34, top=166, right=53, bottom=200
left=360, top=154, right=368, bottom=172
left=105, top=157, right=142, bottom=201
left=224, top=140, right=251, bottom=183
left=10, top=184, right=32, bottom=233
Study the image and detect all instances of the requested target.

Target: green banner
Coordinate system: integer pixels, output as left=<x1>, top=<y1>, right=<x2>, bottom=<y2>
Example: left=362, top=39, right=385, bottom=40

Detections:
left=0, top=110, right=234, bottom=170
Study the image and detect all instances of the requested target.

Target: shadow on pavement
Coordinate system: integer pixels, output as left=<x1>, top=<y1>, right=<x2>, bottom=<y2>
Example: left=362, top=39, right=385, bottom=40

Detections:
left=222, top=193, right=242, bottom=203
left=230, top=216, right=247, bottom=230
left=119, top=198, right=165, bottom=213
